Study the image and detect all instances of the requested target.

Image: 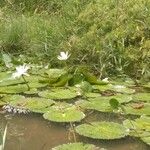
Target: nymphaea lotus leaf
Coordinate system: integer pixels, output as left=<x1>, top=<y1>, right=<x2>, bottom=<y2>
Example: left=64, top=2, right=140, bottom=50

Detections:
left=0, top=72, right=45, bottom=87
left=111, top=85, right=135, bottom=94
left=39, top=88, right=78, bottom=100
left=0, top=85, right=29, bottom=94
left=75, top=121, right=128, bottom=140
left=43, top=103, right=85, bottom=122
left=123, top=116, right=150, bottom=145
left=51, top=142, right=104, bottom=150
left=141, top=136, right=150, bottom=146
left=123, top=116, right=150, bottom=136
left=124, top=103, right=150, bottom=116
left=76, top=98, right=111, bottom=113
left=8, top=97, right=55, bottom=113
left=84, top=92, right=101, bottom=98
left=93, top=84, right=135, bottom=94
left=0, top=81, right=46, bottom=94
left=133, top=93, right=150, bottom=102
left=40, top=69, right=67, bottom=84
left=1, top=95, right=25, bottom=104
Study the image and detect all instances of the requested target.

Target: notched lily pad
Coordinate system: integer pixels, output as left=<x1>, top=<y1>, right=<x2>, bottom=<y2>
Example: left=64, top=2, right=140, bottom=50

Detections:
left=9, top=97, right=55, bottom=113
left=75, top=121, right=128, bottom=140
left=51, top=142, right=103, bottom=150
left=43, top=103, right=85, bottom=122
left=76, top=98, right=111, bottom=112
left=39, top=88, right=78, bottom=100
left=124, top=103, right=150, bottom=116
left=123, top=116, right=150, bottom=145
left=133, top=93, right=150, bottom=102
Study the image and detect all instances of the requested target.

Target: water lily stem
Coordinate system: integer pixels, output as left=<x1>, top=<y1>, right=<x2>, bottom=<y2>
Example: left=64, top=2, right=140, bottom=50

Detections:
left=22, top=75, right=30, bottom=91
left=70, top=122, right=77, bottom=142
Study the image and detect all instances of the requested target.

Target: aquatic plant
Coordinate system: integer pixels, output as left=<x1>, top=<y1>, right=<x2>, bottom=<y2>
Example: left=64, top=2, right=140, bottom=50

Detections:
left=12, top=64, right=30, bottom=90
left=75, top=121, right=128, bottom=140
left=43, top=103, right=85, bottom=122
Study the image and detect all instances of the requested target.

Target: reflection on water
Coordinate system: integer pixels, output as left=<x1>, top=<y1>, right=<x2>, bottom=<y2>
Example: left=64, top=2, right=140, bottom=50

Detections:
left=0, top=111, right=149, bottom=150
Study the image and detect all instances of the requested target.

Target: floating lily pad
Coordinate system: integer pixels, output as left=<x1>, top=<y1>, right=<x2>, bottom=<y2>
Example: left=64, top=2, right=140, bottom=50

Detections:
left=1, top=95, right=25, bottom=103
left=76, top=98, right=111, bottom=113
left=51, top=142, right=102, bottom=150
left=75, top=122, right=128, bottom=139
left=24, top=88, right=38, bottom=95
left=124, top=103, right=150, bottom=116
left=123, top=116, right=150, bottom=133
left=43, top=103, right=85, bottom=122
left=108, top=94, right=133, bottom=103
left=93, top=84, right=135, bottom=94
left=84, top=92, right=101, bottom=98
left=0, top=85, right=29, bottom=94
left=141, top=136, right=150, bottom=145
left=123, top=116, right=150, bottom=144
left=133, top=93, right=150, bottom=102
left=111, top=85, right=135, bottom=94
left=9, top=97, right=55, bottom=113
left=39, top=88, right=78, bottom=100
left=92, top=84, right=113, bottom=92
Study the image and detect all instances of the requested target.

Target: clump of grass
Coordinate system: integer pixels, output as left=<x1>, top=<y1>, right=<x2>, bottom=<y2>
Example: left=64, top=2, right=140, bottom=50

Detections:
left=0, top=0, right=149, bottom=80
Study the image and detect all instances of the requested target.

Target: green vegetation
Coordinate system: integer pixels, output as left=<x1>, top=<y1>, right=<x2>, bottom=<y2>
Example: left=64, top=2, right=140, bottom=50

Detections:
left=0, top=1, right=150, bottom=149
left=0, top=0, right=149, bottom=80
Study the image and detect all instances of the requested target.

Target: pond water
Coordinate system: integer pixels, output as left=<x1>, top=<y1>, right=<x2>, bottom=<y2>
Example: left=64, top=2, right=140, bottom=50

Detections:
left=0, top=110, right=149, bottom=150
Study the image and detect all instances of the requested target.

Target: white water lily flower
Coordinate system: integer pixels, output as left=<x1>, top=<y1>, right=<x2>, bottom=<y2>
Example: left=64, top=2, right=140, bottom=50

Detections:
left=12, top=64, right=30, bottom=79
left=57, top=51, right=70, bottom=60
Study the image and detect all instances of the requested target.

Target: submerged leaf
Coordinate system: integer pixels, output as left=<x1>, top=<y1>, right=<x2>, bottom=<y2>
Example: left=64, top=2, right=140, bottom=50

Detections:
left=51, top=142, right=102, bottom=150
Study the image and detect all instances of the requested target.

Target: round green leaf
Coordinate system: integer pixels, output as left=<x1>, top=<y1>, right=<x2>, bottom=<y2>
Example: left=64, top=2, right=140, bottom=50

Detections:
left=43, top=103, right=85, bottom=122
left=75, top=122, right=128, bottom=139
left=39, top=88, right=78, bottom=100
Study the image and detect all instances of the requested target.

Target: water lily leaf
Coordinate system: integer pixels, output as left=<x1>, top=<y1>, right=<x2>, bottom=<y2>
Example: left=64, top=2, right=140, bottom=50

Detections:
left=111, top=85, right=135, bottom=94
left=133, top=93, right=150, bottom=102
left=93, top=84, right=135, bottom=94
left=40, top=69, right=67, bottom=84
left=44, top=69, right=67, bottom=78
left=93, top=84, right=113, bottom=92
left=123, top=116, right=150, bottom=132
left=24, top=88, right=38, bottom=95
left=76, top=98, right=111, bottom=113
left=9, top=97, right=55, bottom=113
left=109, top=94, right=133, bottom=103
left=141, top=136, right=150, bottom=145
left=51, top=142, right=102, bottom=150
left=0, top=73, right=46, bottom=87
left=75, top=122, right=128, bottom=139
left=0, top=72, right=23, bottom=86
left=84, top=92, right=101, bottom=98
left=43, top=103, right=85, bottom=122
left=0, top=85, right=29, bottom=94
left=123, top=116, right=150, bottom=140
left=39, top=88, right=78, bottom=100
left=124, top=103, right=150, bottom=116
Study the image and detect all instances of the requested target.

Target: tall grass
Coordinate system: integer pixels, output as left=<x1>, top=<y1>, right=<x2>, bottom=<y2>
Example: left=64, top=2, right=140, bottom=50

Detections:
left=0, top=0, right=150, bottom=79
